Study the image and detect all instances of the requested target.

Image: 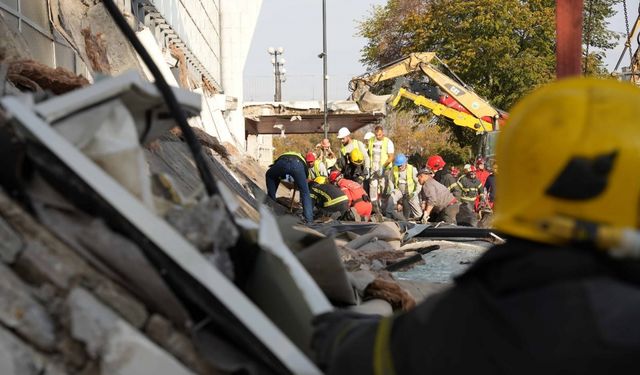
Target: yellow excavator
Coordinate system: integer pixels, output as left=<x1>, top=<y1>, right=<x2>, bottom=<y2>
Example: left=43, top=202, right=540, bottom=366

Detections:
left=349, top=52, right=508, bottom=160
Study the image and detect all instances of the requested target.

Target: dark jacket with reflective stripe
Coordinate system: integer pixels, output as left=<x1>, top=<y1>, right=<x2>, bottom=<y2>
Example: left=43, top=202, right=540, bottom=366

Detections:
left=456, top=175, right=483, bottom=201
left=309, top=182, right=348, bottom=208
left=325, top=239, right=640, bottom=375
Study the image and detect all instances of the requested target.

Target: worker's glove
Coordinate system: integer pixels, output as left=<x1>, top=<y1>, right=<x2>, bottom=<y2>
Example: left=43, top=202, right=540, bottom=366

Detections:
left=420, top=215, right=430, bottom=224
left=311, top=310, right=381, bottom=370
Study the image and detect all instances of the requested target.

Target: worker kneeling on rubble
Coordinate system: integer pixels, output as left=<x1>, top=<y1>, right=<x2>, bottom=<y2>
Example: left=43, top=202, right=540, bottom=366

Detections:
left=265, top=151, right=313, bottom=222
left=386, top=153, right=422, bottom=220
left=312, top=78, right=640, bottom=374
left=416, top=167, right=459, bottom=224
left=329, top=170, right=372, bottom=221
left=308, top=177, right=350, bottom=220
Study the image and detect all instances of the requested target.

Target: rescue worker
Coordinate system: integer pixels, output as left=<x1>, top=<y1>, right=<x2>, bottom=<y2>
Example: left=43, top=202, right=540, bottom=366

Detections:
left=386, top=153, right=422, bottom=220
left=427, top=154, right=458, bottom=193
left=367, top=125, right=394, bottom=213
left=308, top=177, right=349, bottom=220
left=312, top=78, right=640, bottom=375
left=363, top=131, right=374, bottom=143
left=315, top=138, right=337, bottom=170
left=341, top=148, right=367, bottom=185
left=455, top=164, right=484, bottom=226
left=336, top=127, right=369, bottom=175
left=265, top=151, right=313, bottom=222
left=306, top=151, right=327, bottom=181
left=484, top=163, right=498, bottom=204
left=474, top=157, right=491, bottom=186
left=329, top=170, right=372, bottom=222
left=416, top=168, right=459, bottom=224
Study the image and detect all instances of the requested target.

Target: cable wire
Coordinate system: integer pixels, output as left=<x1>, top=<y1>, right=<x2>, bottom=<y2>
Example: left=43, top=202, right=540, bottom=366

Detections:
left=101, top=0, right=218, bottom=197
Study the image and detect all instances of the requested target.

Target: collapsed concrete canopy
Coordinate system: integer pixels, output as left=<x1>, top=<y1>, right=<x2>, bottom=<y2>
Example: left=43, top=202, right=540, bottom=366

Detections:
left=244, top=100, right=384, bottom=135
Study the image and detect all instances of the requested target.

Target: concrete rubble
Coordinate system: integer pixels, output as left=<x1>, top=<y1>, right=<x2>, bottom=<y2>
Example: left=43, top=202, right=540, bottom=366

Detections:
left=0, top=8, right=503, bottom=374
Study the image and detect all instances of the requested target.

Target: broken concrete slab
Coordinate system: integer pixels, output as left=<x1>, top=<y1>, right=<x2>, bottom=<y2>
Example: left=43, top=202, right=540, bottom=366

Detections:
left=68, top=288, right=196, bottom=375
left=92, top=282, right=148, bottom=330
left=296, top=237, right=356, bottom=305
left=0, top=324, right=45, bottom=375
left=144, top=314, right=218, bottom=375
left=165, top=195, right=239, bottom=253
left=0, top=215, right=23, bottom=263
left=0, top=262, right=56, bottom=350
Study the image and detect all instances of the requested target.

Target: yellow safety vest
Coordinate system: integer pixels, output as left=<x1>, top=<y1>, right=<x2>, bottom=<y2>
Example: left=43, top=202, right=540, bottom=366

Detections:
left=340, top=139, right=363, bottom=157
left=368, top=137, right=390, bottom=168
left=308, top=160, right=323, bottom=179
left=392, top=164, right=416, bottom=195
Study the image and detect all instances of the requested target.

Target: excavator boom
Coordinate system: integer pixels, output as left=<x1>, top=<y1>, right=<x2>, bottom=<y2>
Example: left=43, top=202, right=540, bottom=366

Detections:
left=349, top=52, right=504, bottom=129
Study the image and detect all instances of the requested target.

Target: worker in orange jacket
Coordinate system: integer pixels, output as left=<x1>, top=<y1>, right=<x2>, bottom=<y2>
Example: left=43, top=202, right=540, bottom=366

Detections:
left=329, top=170, right=372, bottom=221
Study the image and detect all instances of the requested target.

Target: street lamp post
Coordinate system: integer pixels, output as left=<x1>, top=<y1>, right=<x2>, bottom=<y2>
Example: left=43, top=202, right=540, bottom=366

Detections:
left=321, top=0, right=328, bottom=138
left=268, top=47, right=286, bottom=101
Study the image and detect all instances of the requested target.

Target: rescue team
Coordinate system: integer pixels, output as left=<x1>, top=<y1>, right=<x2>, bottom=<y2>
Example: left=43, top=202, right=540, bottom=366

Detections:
left=265, top=125, right=495, bottom=225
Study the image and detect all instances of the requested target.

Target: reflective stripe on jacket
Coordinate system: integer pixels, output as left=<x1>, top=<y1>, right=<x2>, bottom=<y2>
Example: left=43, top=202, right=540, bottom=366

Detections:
left=310, top=184, right=349, bottom=208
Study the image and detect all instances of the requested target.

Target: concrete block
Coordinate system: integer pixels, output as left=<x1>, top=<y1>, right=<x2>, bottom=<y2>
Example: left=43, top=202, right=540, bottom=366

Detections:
left=165, top=195, right=239, bottom=252
left=145, top=314, right=218, bottom=375
left=14, top=241, right=84, bottom=290
left=0, top=324, right=45, bottom=375
left=0, top=262, right=56, bottom=350
left=93, top=282, right=148, bottom=329
left=0, top=216, right=23, bottom=263
left=68, top=288, right=195, bottom=375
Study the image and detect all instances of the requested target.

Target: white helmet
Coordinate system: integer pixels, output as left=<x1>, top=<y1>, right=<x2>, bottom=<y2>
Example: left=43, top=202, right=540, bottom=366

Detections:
left=337, top=127, right=351, bottom=139
left=364, top=131, right=374, bottom=141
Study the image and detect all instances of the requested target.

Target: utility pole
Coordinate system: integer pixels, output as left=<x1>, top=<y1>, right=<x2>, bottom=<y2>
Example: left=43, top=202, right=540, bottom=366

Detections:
left=268, top=47, right=286, bottom=101
left=321, top=0, right=328, bottom=138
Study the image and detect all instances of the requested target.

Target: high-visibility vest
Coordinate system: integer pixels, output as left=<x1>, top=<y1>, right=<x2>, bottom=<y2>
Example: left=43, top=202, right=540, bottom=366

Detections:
left=392, top=164, right=416, bottom=195
left=340, top=139, right=363, bottom=157
left=307, top=160, right=326, bottom=179
left=368, top=137, right=390, bottom=169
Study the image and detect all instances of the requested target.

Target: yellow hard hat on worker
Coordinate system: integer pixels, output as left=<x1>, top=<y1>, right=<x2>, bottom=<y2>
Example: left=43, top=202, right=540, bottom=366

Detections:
left=314, top=176, right=327, bottom=184
left=493, top=77, right=640, bottom=256
left=350, top=147, right=364, bottom=165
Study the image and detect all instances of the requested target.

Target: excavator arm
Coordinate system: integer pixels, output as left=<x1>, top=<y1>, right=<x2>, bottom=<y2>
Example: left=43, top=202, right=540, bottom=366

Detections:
left=349, top=52, right=505, bottom=132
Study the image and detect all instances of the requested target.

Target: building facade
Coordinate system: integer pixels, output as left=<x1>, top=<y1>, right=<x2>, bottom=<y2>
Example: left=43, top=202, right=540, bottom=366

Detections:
left=0, top=0, right=262, bottom=154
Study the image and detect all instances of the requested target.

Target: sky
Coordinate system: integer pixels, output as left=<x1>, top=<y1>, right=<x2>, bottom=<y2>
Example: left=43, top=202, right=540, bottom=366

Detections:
left=244, top=1, right=637, bottom=103
left=243, top=0, right=386, bottom=102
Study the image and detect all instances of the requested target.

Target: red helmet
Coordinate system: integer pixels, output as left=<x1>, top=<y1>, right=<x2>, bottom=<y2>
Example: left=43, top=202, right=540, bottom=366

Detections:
left=328, top=170, right=342, bottom=183
left=426, top=155, right=446, bottom=170
left=475, top=157, right=485, bottom=166
left=305, top=151, right=316, bottom=163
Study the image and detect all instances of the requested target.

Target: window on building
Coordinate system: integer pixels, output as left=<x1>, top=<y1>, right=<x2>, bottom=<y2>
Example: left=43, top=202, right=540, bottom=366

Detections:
left=0, top=0, right=89, bottom=78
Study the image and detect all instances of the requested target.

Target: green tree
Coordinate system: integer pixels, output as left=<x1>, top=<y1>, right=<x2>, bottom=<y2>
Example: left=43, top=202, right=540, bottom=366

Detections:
left=359, top=0, right=621, bottom=110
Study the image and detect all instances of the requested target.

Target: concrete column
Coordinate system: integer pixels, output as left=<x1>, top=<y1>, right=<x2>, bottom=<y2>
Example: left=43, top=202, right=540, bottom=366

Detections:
left=220, top=0, right=263, bottom=150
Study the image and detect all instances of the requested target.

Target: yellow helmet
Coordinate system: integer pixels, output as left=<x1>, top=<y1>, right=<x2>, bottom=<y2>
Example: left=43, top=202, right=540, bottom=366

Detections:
left=350, top=147, right=364, bottom=165
left=493, top=78, right=640, bottom=253
left=314, top=176, right=327, bottom=184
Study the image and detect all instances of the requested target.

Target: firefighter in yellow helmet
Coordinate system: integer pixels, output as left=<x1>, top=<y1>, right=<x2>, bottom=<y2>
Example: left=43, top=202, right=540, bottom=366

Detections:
left=312, top=78, right=640, bottom=374
left=340, top=147, right=367, bottom=185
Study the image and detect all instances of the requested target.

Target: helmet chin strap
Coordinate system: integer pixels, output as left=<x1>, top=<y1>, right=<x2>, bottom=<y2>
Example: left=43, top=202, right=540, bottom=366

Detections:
left=539, top=216, right=640, bottom=258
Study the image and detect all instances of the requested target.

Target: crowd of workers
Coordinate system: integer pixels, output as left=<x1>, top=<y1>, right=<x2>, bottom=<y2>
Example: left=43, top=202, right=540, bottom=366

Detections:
left=310, top=77, right=640, bottom=374
left=265, top=125, right=496, bottom=225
